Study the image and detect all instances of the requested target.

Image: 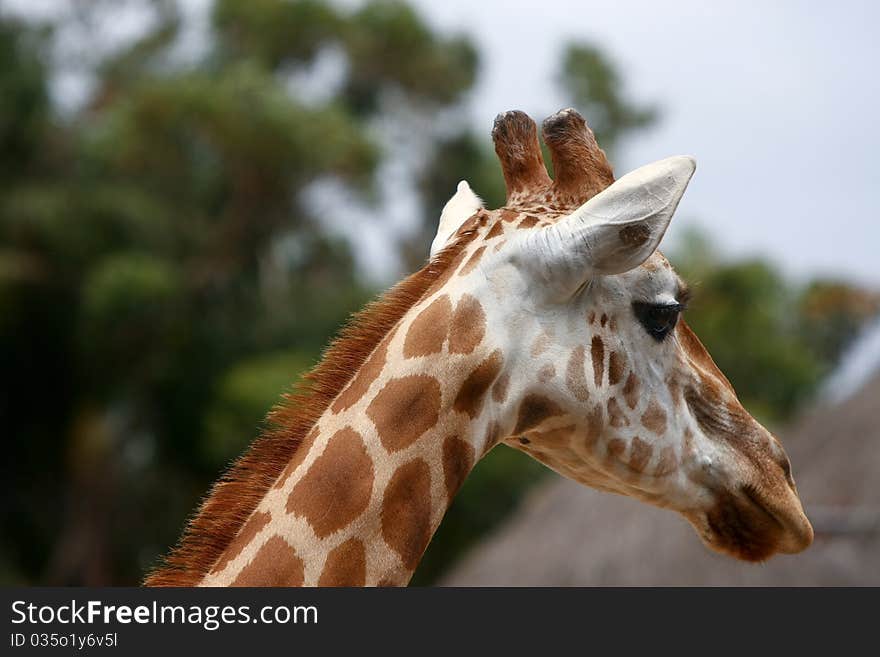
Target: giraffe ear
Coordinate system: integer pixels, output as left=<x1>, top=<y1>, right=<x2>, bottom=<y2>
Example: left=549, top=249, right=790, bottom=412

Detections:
left=523, top=156, right=695, bottom=297
left=430, top=180, right=483, bottom=257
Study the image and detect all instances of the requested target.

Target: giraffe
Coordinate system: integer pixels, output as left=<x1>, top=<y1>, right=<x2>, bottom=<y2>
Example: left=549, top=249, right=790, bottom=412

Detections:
left=146, top=108, right=813, bottom=587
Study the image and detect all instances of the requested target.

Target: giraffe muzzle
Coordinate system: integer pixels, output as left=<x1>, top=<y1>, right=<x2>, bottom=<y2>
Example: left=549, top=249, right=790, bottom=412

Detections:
left=740, top=483, right=814, bottom=556
left=695, top=482, right=813, bottom=562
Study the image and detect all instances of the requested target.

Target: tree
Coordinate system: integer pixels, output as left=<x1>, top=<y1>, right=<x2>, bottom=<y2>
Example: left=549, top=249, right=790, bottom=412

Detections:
left=0, top=0, right=478, bottom=584
left=668, top=227, right=878, bottom=425
left=798, top=280, right=880, bottom=368
left=559, top=43, right=657, bottom=154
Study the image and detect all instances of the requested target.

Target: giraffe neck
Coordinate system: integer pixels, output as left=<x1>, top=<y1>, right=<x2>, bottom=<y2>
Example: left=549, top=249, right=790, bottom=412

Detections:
left=200, top=290, right=505, bottom=586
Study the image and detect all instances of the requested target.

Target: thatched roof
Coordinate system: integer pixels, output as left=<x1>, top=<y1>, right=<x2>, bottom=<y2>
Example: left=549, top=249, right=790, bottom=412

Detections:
left=441, top=373, right=880, bottom=586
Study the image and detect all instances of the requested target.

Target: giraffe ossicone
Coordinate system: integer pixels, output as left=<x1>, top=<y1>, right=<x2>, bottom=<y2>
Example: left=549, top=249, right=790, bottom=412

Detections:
left=147, top=108, right=813, bottom=588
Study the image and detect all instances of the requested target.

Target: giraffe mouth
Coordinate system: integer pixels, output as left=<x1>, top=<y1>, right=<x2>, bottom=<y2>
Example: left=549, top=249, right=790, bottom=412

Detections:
left=690, top=485, right=813, bottom=562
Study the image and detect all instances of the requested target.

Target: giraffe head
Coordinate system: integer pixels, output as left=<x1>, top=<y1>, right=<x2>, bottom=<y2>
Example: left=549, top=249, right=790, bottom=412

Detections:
left=430, top=109, right=813, bottom=562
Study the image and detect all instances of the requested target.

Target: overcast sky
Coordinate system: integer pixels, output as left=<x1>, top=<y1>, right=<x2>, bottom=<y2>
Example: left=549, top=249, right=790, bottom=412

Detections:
left=6, top=0, right=879, bottom=286
left=409, top=0, right=880, bottom=287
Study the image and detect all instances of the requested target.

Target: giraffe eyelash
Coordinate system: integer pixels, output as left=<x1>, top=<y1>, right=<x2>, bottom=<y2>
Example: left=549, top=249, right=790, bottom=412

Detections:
left=677, top=283, right=692, bottom=309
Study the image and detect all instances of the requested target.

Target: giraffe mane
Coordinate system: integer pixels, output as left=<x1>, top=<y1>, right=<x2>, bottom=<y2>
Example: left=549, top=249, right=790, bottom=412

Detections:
left=143, top=223, right=479, bottom=587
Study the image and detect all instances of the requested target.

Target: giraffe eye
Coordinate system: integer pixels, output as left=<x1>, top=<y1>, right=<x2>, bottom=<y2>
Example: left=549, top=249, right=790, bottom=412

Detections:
left=632, top=301, right=682, bottom=341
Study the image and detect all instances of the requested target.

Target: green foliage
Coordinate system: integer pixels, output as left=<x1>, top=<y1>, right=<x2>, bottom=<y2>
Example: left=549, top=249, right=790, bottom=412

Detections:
left=0, top=18, right=49, bottom=180
left=681, top=259, right=821, bottom=421
left=343, top=0, right=477, bottom=113
left=668, top=227, right=875, bottom=425
left=422, top=132, right=507, bottom=214
left=404, top=132, right=506, bottom=270
left=82, top=254, right=180, bottom=325
left=202, top=350, right=313, bottom=468
left=213, top=0, right=477, bottom=115
left=797, top=280, right=880, bottom=367
left=559, top=43, right=657, bottom=152
left=213, top=0, right=342, bottom=67
left=79, top=254, right=184, bottom=395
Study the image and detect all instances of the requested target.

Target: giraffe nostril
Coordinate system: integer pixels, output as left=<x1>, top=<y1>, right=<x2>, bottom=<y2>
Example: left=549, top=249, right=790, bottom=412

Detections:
left=773, top=449, right=796, bottom=489
left=781, top=458, right=794, bottom=486
left=738, top=483, right=780, bottom=526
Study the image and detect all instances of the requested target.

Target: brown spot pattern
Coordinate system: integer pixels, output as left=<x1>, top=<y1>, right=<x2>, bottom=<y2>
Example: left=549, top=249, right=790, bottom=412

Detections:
left=514, top=394, right=565, bottom=434
left=231, top=536, right=304, bottom=587
left=486, top=221, right=504, bottom=239
left=492, top=373, right=510, bottom=403
left=210, top=511, right=271, bottom=574
left=367, top=376, right=441, bottom=452
left=286, top=428, right=373, bottom=538
left=448, top=295, right=486, bottom=354
left=607, top=397, right=629, bottom=428
left=607, top=438, right=626, bottom=461
left=583, top=403, right=604, bottom=449
left=668, top=380, right=683, bottom=408
left=623, top=372, right=640, bottom=409
left=317, top=538, right=366, bottom=587
left=501, top=209, right=520, bottom=222
left=426, top=247, right=469, bottom=295
left=641, top=400, right=667, bottom=435
left=403, top=295, right=451, bottom=358
left=531, top=333, right=551, bottom=357
left=608, top=351, right=625, bottom=386
left=484, top=422, right=502, bottom=454
left=459, top=246, right=487, bottom=277
left=619, top=223, right=651, bottom=248
left=538, top=364, right=556, bottom=382
left=331, top=327, right=394, bottom=413
left=566, top=346, right=589, bottom=402
left=457, top=212, right=485, bottom=237
left=629, top=436, right=653, bottom=473
left=683, top=428, right=696, bottom=462
left=517, top=215, right=539, bottom=229
left=454, top=350, right=503, bottom=419
left=591, top=336, right=605, bottom=388
left=442, top=435, right=474, bottom=503
left=381, top=459, right=432, bottom=571
left=655, top=446, right=677, bottom=475
left=273, top=426, right=320, bottom=490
